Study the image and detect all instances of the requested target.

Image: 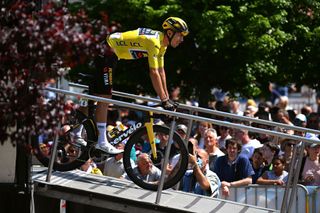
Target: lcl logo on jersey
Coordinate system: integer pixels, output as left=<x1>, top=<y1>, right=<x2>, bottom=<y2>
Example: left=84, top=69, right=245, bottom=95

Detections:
left=130, top=50, right=148, bottom=59
left=116, top=41, right=142, bottom=47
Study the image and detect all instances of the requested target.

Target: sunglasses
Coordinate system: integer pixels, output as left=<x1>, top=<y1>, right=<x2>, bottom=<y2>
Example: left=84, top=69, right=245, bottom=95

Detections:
left=286, top=143, right=295, bottom=147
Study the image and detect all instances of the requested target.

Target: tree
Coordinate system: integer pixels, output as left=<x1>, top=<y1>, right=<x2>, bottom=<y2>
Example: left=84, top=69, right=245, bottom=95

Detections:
left=0, top=1, right=118, bottom=145
left=70, top=0, right=320, bottom=105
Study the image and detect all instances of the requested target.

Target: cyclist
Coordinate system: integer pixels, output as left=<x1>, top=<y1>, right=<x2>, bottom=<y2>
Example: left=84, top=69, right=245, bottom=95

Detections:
left=76, top=17, right=189, bottom=154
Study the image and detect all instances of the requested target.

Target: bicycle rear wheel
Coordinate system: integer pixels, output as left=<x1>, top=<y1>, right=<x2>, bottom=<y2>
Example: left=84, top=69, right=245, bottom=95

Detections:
left=32, top=110, right=97, bottom=171
left=123, top=125, right=188, bottom=191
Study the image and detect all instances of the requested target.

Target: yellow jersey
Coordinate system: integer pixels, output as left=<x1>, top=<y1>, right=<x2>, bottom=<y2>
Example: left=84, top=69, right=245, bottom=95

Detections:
left=107, top=28, right=167, bottom=69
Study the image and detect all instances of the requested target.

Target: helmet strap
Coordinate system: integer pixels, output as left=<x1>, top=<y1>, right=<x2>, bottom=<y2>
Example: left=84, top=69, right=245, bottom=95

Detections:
left=166, top=30, right=176, bottom=47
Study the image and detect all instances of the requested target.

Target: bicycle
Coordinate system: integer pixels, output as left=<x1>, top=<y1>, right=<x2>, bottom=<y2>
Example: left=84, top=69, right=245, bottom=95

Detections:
left=32, top=74, right=189, bottom=191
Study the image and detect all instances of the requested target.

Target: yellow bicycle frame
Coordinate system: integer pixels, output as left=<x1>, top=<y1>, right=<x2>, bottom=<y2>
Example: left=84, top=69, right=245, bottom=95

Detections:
left=144, top=111, right=157, bottom=159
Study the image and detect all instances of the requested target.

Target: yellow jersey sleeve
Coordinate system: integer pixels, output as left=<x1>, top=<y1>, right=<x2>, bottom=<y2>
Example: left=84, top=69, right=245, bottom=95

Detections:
left=107, top=28, right=167, bottom=69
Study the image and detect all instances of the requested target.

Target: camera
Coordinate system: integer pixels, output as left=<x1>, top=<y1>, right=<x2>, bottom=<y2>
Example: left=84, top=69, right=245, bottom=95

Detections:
left=188, top=141, right=194, bottom=154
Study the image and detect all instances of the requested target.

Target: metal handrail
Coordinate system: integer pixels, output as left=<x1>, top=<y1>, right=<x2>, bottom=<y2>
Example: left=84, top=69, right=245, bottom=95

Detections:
left=46, top=86, right=319, bottom=212
left=46, top=86, right=320, bottom=145
left=69, top=82, right=320, bottom=136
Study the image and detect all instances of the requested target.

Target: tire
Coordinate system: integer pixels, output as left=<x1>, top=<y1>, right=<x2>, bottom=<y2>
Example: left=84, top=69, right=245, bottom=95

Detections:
left=32, top=110, right=97, bottom=171
left=123, top=125, right=188, bottom=191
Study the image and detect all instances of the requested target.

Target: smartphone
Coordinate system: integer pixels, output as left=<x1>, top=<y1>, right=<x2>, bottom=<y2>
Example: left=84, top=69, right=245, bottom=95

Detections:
left=188, top=141, right=194, bottom=154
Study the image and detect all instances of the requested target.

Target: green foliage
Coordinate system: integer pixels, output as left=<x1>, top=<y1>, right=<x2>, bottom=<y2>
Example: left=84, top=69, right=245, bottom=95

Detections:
left=69, top=0, right=320, bottom=104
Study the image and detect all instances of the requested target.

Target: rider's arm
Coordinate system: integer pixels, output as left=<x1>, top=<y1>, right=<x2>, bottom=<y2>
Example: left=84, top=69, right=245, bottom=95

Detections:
left=149, top=68, right=168, bottom=101
left=158, top=67, right=169, bottom=99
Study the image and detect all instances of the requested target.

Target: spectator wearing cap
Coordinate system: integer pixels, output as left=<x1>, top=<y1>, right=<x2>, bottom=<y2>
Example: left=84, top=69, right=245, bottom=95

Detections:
left=244, top=99, right=258, bottom=117
left=299, top=136, right=320, bottom=186
left=176, top=124, right=188, bottom=140
left=294, top=114, right=307, bottom=128
left=293, top=114, right=307, bottom=137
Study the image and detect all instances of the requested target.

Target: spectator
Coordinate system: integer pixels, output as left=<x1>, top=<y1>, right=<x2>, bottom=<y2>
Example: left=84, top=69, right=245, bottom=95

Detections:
left=251, top=122, right=273, bottom=144
left=257, top=155, right=288, bottom=185
left=182, top=148, right=221, bottom=197
left=260, top=142, right=280, bottom=172
left=301, top=105, right=313, bottom=117
left=193, top=121, right=213, bottom=149
left=306, top=113, right=319, bottom=131
left=204, top=128, right=225, bottom=171
left=279, top=139, right=297, bottom=172
left=233, top=127, right=262, bottom=159
left=177, top=137, right=199, bottom=170
left=299, top=141, right=320, bottom=186
left=276, top=96, right=290, bottom=110
left=176, top=124, right=188, bottom=140
left=245, top=99, right=258, bottom=117
left=171, top=138, right=198, bottom=170
left=169, top=85, right=181, bottom=102
left=103, top=143, right=128, bottom=178
left=39, top=143, right=50, bottom=157
left=250, top=148, right=265, bottom=184
left=293, top=114, right=307, bottom=129
left=81, top=158, right=103, bottom=175
left=156, top=131, right=180, bottom=164
left=255, top=102, right=272, bottom=116
left=287, top=109, right=298, bottom=124
left=268, top=83, right=290, bottom=105
left=123, top=153, right=161, bottom=183
left=217, top=125, right=232, bottom=153
left=229, top=100, right=244, bottom=116
left=276, top=108, right=294, bottom=126
left=273, top=108, right=294, bottom=135
left=214, top=139, right=255, bottom=197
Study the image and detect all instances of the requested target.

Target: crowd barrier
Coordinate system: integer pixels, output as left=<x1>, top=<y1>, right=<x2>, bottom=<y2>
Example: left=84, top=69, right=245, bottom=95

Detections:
left=219, top=184, right=319, bottom=213
left=306, top=186, right=320, bottom=213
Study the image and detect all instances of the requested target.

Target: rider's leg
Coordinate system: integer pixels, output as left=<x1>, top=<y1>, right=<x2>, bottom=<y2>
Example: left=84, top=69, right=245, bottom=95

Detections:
left=73, top=106, right=87, bottom=138
left=93, top=52, right=123, bottom=154
left=73, top=100, right=88, bottom=146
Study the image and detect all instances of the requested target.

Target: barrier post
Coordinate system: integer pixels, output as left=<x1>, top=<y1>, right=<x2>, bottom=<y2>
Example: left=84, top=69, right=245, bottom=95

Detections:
left=155, top=119, right=176, bottom=204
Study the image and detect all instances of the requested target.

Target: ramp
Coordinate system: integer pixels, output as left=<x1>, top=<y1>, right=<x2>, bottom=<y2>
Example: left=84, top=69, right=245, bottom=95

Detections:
left=32, top=167, right=278, bottom=213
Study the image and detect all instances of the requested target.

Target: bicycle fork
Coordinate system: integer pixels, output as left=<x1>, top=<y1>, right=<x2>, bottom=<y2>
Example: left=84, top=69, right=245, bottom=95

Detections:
left=145, top=112, right=157, bottom=160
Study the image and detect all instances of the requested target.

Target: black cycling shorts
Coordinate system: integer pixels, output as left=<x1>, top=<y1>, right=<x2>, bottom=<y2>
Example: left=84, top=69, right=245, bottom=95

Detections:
left=93, top=53, right=118, bottom=95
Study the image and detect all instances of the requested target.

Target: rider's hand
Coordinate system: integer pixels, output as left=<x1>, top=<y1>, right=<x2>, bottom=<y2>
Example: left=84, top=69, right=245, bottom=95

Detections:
left=168, top=99, right=179, bottom=108
left=161, top=99, right=178, bottom=111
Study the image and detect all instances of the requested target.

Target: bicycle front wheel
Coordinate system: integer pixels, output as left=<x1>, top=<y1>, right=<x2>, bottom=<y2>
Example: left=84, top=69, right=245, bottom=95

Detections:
left=123, top=125, right=188, bottom=191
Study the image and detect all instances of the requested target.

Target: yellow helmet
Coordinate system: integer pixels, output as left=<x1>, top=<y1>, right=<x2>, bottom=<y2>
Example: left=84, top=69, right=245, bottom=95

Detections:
left=162, top=17, right=189, bottom=36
